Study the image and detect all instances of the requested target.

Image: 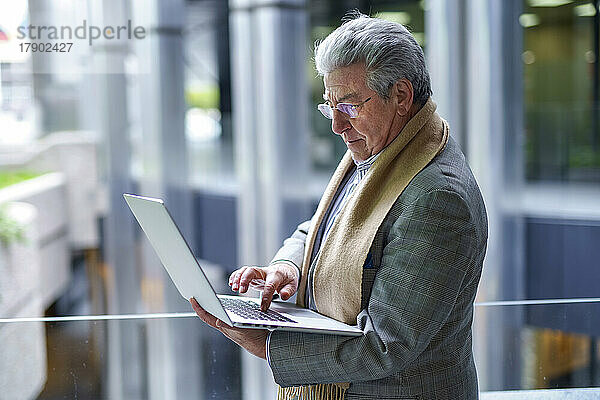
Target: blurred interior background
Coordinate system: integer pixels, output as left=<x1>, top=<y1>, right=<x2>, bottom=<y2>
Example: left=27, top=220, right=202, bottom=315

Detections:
left=0, top=0, right=598, bottom=399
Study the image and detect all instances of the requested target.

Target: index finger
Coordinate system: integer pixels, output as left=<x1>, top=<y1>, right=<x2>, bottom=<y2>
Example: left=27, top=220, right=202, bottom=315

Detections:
left=260, top=273, right=283, bottom=312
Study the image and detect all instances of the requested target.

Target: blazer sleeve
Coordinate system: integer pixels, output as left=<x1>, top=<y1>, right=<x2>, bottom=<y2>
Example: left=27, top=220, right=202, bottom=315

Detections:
left=267, top=189, right=479, bottom=386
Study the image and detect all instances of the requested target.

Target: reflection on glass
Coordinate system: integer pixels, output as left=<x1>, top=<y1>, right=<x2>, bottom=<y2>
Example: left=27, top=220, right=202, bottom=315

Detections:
left=1, top=317, right=241, bottom=399
left=474, top=300, right=600, bottom=392
left=522, top=328, right=595, bottom=389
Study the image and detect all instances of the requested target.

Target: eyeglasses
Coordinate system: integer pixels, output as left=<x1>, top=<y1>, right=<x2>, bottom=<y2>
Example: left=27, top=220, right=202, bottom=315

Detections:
left=317, top=97, right=372, bottom=119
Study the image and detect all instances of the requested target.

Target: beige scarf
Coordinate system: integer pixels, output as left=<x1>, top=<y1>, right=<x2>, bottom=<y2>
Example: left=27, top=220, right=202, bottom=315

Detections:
left=277, top=98, right=449, bottom=400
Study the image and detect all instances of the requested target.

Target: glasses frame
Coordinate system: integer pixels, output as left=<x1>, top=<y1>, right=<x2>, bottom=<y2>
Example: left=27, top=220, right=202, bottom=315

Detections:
left=317, top=97, right=372, bottom=119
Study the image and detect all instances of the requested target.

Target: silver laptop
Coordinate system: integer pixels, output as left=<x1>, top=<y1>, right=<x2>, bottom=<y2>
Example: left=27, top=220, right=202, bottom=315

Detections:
left=124, top=194, right=363, bottom=337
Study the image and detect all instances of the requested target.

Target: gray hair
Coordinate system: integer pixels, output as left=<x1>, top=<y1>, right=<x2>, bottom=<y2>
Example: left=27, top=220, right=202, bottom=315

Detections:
left=315, top=11, right=432, bottom=106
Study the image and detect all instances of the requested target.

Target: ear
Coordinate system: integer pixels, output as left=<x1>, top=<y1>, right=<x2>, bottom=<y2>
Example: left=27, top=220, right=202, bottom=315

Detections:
left=393, top=78, right=414, bottom=116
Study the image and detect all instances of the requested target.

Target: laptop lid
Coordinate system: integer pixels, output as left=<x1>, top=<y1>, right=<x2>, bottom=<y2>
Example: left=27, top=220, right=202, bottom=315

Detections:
left=123, top=193, right=233, bottom=325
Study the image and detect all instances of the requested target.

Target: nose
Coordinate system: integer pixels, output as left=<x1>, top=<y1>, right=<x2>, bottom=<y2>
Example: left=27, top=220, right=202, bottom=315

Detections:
left=331, top=110, right=351, bottom=136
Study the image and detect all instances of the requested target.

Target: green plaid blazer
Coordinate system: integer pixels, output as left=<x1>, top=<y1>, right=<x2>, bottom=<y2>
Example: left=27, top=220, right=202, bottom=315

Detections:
left=268, top=136, right=488, bottom=400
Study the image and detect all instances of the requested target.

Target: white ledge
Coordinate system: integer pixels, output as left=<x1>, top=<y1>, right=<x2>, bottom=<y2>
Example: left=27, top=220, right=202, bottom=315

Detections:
left=0, top=172, right=65, bottom=204
left=482, top=388, right=600, bottom=400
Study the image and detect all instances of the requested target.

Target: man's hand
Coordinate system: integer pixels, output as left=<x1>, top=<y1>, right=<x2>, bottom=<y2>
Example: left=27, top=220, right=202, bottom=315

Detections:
left=229, top=263, right=299, bottom=311
left=190, top=298, right=268, bottom=360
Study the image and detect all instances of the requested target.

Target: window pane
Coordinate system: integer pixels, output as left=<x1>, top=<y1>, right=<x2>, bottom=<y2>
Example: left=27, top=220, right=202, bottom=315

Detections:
left=522, top=0, right=600, bottom=182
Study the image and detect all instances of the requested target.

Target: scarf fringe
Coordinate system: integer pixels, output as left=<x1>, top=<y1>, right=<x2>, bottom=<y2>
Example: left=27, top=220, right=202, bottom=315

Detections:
left=277, top=383, right=349, bottom=400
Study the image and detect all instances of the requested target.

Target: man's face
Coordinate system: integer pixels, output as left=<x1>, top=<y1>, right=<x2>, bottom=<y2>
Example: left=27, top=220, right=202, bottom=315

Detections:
left=323, top=63, right=401, bottom=162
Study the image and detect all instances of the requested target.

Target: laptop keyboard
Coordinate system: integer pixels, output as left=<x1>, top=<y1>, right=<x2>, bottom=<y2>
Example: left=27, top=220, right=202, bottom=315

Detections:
left=220, top=298, right=297, bottom=324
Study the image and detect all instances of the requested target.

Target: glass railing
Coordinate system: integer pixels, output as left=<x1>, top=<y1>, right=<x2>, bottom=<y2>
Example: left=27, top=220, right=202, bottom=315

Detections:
left=1, top=299, right=599, bottom=399
left=474, top=298, right=600, bottom=397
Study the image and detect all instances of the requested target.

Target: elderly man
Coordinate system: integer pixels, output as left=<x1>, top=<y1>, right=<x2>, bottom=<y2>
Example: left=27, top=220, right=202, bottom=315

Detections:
left=191, top=12, right=488, bottom=400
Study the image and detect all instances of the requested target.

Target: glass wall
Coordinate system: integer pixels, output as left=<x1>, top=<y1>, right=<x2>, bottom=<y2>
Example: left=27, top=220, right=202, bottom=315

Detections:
left=522, top=0, right=599, bottom=182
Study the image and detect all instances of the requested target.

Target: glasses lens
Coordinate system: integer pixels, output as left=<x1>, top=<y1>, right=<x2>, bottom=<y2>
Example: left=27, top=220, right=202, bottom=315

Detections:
left=338, top=103, right=357, bottom=118
left=317, top=104, right=333, bottom=119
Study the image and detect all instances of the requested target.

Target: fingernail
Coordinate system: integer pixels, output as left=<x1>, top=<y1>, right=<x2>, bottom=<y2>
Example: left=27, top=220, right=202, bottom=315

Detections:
left=232, top=283, right=238, bottom=290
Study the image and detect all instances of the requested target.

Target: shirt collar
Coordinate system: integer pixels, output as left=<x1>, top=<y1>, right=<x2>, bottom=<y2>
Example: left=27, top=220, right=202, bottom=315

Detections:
left=354, top=152, right=380, bottom=173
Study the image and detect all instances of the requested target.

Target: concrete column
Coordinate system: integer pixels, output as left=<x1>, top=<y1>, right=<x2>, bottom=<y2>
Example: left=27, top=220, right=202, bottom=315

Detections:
left=483, top=0, right=526, bottom=390
left=88, top=0, right=144, bottom=398
left=464, top=0, right=505, bottom=390
left=130, top=0, right=199, bottom=399
left=27, top=0, right=52, bottom=134
left=229, top=0, right=310, bottom=399
left=426, top=0, right=468, bottom=148
left=428, top=0, right=527, bottom=391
